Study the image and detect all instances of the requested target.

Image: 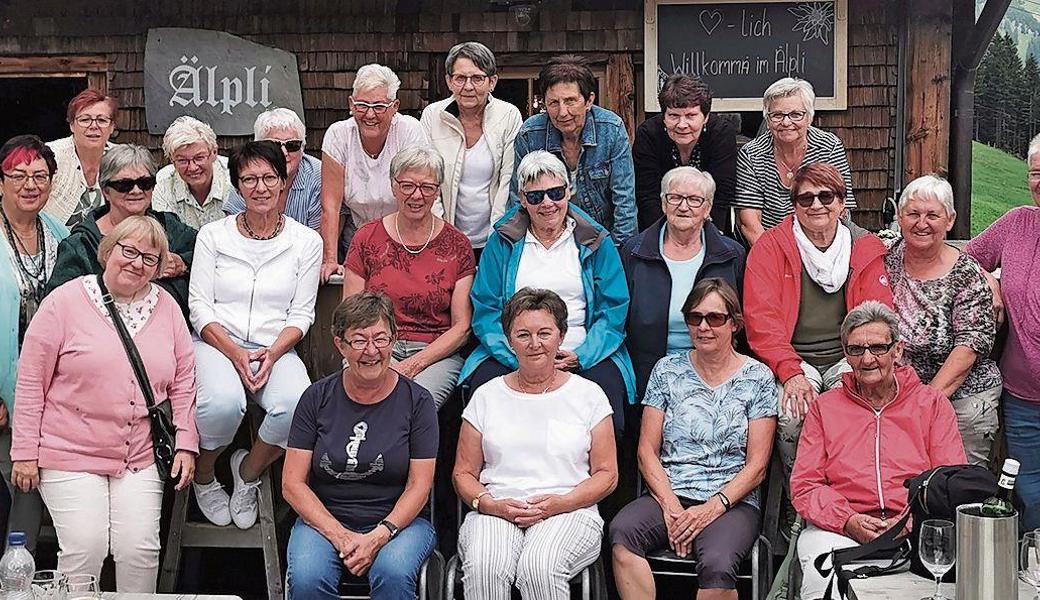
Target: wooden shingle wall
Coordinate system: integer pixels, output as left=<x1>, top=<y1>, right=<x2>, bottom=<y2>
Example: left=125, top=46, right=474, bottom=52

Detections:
left=0, top=0, right=903, bottom=225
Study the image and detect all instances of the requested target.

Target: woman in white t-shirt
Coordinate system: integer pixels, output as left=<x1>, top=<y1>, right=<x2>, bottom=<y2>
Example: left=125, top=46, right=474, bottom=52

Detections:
left=318, top=63, right=427, bottom=281
left=453, top=287, right=617, bottom=600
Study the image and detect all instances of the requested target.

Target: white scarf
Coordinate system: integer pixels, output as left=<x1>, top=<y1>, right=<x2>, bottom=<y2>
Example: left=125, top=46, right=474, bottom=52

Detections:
left=792, top=219, right=852, bottom=294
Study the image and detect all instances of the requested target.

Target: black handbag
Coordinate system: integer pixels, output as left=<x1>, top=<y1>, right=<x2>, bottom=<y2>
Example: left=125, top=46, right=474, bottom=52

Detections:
left=96, top=275, right=177, bottom=481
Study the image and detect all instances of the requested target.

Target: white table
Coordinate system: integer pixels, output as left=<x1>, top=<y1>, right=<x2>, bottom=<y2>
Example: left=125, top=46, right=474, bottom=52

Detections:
left=101, top=595, right=242, bottom=600
left=848, top=572, right=1035, bottom=599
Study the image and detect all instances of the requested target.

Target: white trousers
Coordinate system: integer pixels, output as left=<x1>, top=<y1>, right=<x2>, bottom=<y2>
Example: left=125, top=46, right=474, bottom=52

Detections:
left=39, top=464, right=163, bottom=593
left=458, top=510, right=603, bottom=600
left=796, top=523, right=906, bottom=600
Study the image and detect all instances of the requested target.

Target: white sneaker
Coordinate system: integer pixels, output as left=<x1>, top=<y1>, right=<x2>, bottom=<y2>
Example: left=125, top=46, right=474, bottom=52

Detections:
left=193, top=478, right=231, bottom=527
left=229, top=449, right=261, bottom=529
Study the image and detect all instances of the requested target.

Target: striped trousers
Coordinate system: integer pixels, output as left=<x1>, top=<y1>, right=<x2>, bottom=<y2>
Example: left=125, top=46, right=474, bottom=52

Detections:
left=458, top=509, right=604, bottom=600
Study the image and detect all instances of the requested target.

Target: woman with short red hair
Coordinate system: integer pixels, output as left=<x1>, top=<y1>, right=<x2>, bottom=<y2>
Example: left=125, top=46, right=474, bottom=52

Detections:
left=46, top=89, right=119, bottom=226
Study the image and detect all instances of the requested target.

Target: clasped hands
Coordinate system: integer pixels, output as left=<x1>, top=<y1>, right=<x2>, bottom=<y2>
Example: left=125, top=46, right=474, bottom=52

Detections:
left=662, top=496, right=726, bottom=558
left=232, top=346, right=277, bottom=393
left=334, top=527, right=391, bottom=577
left=484, top=494, right=567, bottom=528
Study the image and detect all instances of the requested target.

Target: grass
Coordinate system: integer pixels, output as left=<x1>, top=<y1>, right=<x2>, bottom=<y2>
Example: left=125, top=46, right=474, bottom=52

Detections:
left=971, top=141, right=1034, bottom=236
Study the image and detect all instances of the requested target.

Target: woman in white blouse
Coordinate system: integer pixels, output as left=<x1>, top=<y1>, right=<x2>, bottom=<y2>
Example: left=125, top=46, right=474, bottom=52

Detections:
left=420, top=42, right=522, bottom=257
left=188, top=141, right=322, bottom=530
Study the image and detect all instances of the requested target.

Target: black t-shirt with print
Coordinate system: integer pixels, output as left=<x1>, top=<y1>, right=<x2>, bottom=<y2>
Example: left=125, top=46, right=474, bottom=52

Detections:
left=288, top=370, right=438, bottom=532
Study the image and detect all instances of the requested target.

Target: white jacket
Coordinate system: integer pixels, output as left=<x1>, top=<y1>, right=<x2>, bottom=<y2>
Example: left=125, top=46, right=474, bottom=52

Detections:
left=420, top=94, right=522, bottom=228
left=188, top=215, right=322, bottom=346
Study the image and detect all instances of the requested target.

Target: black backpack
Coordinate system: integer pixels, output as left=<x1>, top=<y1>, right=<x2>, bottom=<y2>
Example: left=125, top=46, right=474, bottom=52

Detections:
left=815, top=464, right=998, bottom=600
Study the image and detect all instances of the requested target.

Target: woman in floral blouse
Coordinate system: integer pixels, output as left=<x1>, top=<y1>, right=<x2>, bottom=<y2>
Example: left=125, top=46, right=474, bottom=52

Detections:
left=885, top=175, right=1001, bottom=465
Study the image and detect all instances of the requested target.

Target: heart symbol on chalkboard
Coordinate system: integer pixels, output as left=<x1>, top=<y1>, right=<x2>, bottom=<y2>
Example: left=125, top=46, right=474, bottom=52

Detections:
left=699, top=10, right=723, bottom=36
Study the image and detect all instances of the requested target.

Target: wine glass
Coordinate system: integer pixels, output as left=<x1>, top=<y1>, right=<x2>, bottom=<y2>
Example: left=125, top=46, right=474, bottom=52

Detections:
left=64, top=574, right=99, bottom=600
left=1021, top=530, right=1040, bottom=599
left=919, top=519, right=956, bottom=600
left=30, top=570, right=67, bottom=600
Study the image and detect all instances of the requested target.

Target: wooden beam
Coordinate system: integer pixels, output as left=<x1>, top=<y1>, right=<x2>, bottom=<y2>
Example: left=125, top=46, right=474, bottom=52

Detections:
left=605, top=53, right=635, bottom=143
left=0, top=55, right=108, bottom=75
left=903, top=0, right=952, bottom=182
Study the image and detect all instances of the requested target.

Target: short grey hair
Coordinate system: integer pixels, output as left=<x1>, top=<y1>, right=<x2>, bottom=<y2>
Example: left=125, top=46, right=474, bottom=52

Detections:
left=254, top=108, right=306, bottom=141
left=445, top=41, right=498, bottom=76
left=389, top=146, right=444, bottom=183
left=352, top=64, right=401, bottom=100
left=661, top=166, right=717, bottom=205
left=100, top=144, right=157, bottom=187
left=840, top=301, right=901, bottom=347
left=515, top=150, right=568, bottom=191
left=162, top=116, right=218, bottom=157
left=763, top=77, right=816, bottom=121
left=898, top=174, right=955, bottom=217
left=1028, top=133, right=1040, bottom=164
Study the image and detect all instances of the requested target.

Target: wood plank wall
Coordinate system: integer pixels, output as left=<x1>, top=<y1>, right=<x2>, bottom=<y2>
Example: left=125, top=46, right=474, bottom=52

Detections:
left=0, top=0, right=904, bottom=226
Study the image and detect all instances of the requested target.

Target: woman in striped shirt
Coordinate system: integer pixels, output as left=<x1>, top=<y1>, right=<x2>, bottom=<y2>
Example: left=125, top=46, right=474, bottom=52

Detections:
left=734, top=78, right=855, bottom=245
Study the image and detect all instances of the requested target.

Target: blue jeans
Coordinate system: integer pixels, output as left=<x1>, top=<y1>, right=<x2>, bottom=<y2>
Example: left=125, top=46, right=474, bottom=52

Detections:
left=286, top=517, right=437, bottom=600
left=1003, top=391, right=1040, bottom=532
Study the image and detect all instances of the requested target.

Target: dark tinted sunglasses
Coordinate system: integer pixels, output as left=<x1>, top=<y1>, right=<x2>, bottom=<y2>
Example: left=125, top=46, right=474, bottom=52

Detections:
left=792, top=190, right=840, bottom=208
left=684, top=312, right=731, bottom=327
left=106, top=176, right=157, bottom=193
left=523, top=185, right=567, bottom=205
left=268, top=139, right=304, bottom=153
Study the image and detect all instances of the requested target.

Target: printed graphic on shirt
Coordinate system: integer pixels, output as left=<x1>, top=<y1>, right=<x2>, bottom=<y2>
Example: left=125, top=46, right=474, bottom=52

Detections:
left=320, top=421, right=384, bottom=481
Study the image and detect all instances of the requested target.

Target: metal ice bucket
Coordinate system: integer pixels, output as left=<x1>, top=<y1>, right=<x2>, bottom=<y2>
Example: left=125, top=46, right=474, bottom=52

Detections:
left=955, top=502, right=1018, bottom=600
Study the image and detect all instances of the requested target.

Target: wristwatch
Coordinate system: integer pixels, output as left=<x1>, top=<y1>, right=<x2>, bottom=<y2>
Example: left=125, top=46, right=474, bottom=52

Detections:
left=472, top=491, right=492, bottom=512
left=378, top=519, right=399, bottom=539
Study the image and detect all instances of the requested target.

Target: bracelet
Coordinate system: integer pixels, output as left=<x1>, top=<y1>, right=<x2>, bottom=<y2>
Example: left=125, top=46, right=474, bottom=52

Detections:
left=472, top=491, right=492, bottom=513
left=714, top=491, right=731, bottom=511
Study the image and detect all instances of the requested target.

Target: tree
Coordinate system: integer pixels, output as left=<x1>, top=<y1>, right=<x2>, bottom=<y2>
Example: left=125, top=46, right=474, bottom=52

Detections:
left=1022, top=53, right=1040, bottom=148
left=975, top=33, right=1027, bottom=155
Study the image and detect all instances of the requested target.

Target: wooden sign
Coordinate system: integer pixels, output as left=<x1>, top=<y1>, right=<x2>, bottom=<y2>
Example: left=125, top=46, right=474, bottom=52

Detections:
left=644, top=0, right=848, bottom=112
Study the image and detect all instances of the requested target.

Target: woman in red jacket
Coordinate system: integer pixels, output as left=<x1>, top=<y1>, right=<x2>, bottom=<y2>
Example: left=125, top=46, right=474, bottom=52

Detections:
left=790, top=301, right=965, bottom=600
left=743, top=162, right=893, bottom=479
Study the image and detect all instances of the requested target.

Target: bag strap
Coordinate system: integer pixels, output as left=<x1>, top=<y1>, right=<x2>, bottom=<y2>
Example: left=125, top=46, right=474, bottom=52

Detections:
left=96, top=275, right=157, bottom=410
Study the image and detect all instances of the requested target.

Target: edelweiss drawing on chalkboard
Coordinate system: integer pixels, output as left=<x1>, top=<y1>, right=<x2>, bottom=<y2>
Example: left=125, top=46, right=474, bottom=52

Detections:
left=789, top=2, right=835, bottom=46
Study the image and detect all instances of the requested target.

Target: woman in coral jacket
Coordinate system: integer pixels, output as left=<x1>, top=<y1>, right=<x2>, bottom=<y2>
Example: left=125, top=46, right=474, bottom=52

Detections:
left=743, top=162, right=893, bottom=480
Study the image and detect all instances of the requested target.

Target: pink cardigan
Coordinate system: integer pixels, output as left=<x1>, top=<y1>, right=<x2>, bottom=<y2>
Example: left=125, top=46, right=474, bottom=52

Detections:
left=13, top=277, right=199, bottom=476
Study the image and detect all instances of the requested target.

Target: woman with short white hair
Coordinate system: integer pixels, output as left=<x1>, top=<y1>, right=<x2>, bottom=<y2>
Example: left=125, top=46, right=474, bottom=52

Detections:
left=733, top=77, right=855, bottom=245
left=153, top=116, right=241, bottom=228
left=224, top=108, right=322, bottom=230
left=884, top=174, right=1001, bottom=465
left=319, top=63, right=427, bottom=281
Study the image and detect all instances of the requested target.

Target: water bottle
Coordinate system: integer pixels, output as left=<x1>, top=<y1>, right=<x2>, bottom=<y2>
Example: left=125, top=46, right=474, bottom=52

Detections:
left=0, top=532, right=35, bottom=599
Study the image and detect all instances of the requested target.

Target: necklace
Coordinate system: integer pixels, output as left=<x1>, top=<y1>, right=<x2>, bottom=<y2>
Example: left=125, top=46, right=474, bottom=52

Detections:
left=1, top=207, right=46, bottom=301
left=534, top=225, right=565, bottom=248
left=394, top=214, right=435, bottom=255
left=240, top=212, right=284, bottom=240
left=515, top=371, right=556, bottom=395
left=774, top=143, right=805, bottom=183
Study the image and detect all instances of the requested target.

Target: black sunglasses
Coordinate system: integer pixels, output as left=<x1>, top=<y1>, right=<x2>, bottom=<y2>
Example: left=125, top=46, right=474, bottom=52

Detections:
left=792, top=190, right=840, bottom=208
left=267, top=139, right=304, bottom=153
left=684, top=312, right=731, bottom=327
left=523, top=185, right=568, bottom=205
left=105, top=176, right=157, bottom=193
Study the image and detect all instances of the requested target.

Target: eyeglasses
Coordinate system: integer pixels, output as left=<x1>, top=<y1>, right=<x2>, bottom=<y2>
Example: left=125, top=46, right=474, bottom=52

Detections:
left=105, top=176, right=156, bottom=193
left=344, top=335, right=393, bottom=351
left=767, top=110, right=808, bottom=124
left=450, top=73, right=489, bottom=87
left=173, top=152, right=213, bottom=169
left=265, top=139, right=304, bottom=153
left=792, top=190, right=841, bottom=208
left=115, top=242, right=160, bottom=267
left=351, top=101, right=395, bottom=115
left=394, top=179, right=440, bottom=197
left=845, top=341, right=896, bottom=357
left=3, top=171, right=51, bottom=187
left=663, top=193, right=707, bottom=208
left=684, top=312, right=731, bottom=327
left=522, top=185, right=568, bottom=205
left=74, top=115, right=113, bottom=128
left=239, top=174, right=282, bottom=189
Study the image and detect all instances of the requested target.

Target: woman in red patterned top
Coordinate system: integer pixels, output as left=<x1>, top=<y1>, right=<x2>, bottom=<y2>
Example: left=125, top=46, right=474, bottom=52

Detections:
left=344, top=146, right=475, bottom=409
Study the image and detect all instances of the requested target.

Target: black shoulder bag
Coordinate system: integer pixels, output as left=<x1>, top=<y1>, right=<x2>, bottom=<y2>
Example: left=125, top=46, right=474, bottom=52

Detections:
left=96, top=275, right=177, bottom=481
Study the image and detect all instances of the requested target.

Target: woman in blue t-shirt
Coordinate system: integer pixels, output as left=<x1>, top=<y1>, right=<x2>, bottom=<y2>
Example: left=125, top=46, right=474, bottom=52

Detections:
left=283, top=291, right=438, bottom=600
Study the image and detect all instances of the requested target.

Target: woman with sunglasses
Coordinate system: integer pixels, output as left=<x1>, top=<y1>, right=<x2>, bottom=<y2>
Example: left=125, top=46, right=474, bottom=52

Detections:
left=620, top=166, right=745, bottom=404
left=46, top=144, right=198, bottom=318
left=319, top=63, right=426, bottom=282
left=343, top=145, right=475, bottom=409
left=462, top=150, right=635, bottom=432
left=611, top=278, right=776, bottom=600
left=733, top=77, right=855, bottom=246
left=744, top=162, right=892, bottom=483
left=13, top=215, right=198, bottom=592
left=188, top=141, right=321, bottom=529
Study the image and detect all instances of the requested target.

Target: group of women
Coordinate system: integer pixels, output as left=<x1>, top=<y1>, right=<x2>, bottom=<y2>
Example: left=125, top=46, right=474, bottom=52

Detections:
left=0, top=37, right=1035, bottom=600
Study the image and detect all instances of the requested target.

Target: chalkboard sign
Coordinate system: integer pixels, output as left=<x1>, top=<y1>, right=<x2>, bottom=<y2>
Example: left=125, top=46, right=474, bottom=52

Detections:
left=644, top=0, right=848, bottom=112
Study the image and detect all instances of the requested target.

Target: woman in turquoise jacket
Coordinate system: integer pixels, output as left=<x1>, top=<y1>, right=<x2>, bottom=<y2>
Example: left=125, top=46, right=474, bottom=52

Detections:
left=0, top=135, right=70, bottom=551
left=460, top=150, right=635, bottom=431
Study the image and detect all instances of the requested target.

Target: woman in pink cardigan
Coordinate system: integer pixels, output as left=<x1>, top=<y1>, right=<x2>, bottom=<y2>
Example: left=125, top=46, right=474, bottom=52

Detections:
left=11, top=215, right=198, bottom=592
